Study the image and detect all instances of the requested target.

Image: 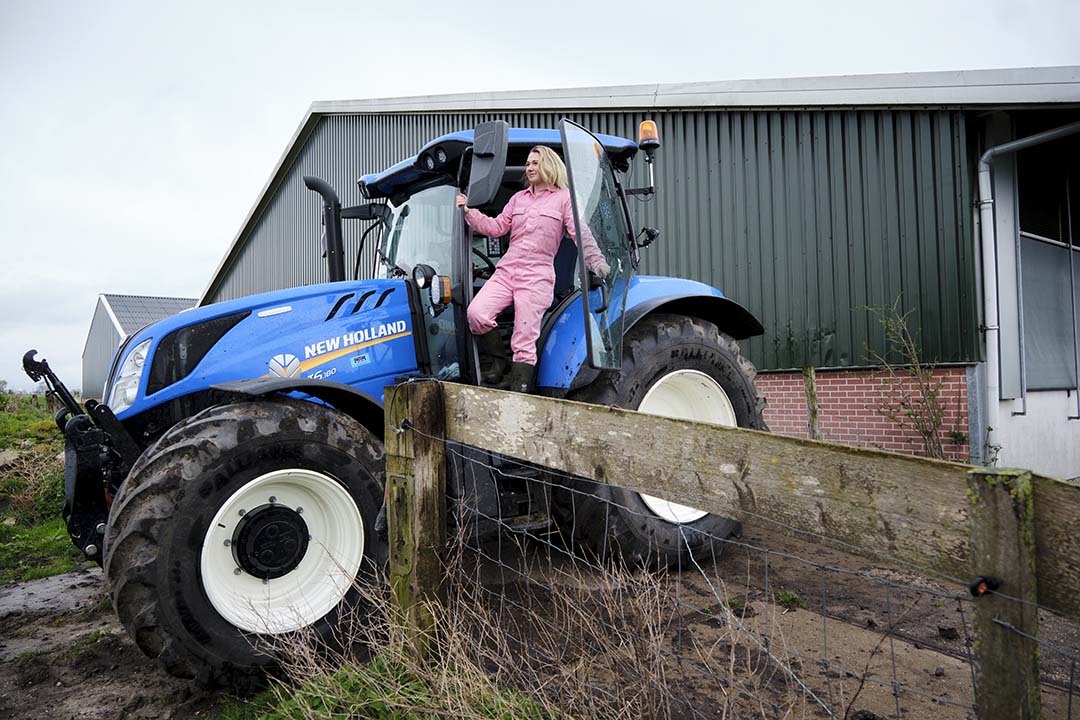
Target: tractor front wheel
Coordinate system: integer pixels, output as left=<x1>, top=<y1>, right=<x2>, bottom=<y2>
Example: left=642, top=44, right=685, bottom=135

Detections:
left=103, top=398, right=386, bottom=686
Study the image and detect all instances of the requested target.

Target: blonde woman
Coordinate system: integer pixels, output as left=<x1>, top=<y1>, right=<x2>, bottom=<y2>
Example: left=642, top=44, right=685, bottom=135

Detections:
left=456, top=145, right=609, bottom=392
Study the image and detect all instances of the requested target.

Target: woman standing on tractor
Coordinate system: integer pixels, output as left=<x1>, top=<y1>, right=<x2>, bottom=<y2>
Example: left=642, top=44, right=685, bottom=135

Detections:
left=456, top=145, right=609, bottom=393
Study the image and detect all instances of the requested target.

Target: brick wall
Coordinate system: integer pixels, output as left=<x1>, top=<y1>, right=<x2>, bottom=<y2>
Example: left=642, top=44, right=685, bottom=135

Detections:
left=755, top=367, right=971, bottom=462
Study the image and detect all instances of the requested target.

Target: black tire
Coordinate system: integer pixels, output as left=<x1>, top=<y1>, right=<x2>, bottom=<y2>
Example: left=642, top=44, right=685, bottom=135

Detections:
left=554, top=313, right=767, bottom=567
left=103, top=398, right=386, bottom=687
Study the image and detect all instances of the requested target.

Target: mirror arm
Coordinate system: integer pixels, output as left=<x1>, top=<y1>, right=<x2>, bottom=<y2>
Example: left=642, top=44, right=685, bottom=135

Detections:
left=624, top=148, right=658, bottom=196
left=456, top=148, right=473, bottom=193
left=342, top=203, right=389, bottom=222
left=611, top=169, right=641, bottom=269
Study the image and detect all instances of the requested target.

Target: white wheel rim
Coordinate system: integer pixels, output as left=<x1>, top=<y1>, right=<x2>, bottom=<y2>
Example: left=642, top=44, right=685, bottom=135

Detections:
left=200, top=468, right=364, bottom=634
left=637, top=370, right=736, bottom=524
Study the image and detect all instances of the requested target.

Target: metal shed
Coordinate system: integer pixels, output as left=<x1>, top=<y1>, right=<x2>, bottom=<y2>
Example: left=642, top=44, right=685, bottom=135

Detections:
left=198, top=66, right=1080, bottom=476
left=201, top=67, right=1077, bottom=371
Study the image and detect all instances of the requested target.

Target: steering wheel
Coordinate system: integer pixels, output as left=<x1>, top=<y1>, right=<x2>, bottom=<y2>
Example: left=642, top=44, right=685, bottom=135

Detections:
left=472, top=246, right=498, bottom=279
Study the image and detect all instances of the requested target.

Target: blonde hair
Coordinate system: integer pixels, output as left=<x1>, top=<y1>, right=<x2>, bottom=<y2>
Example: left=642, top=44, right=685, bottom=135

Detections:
left=529, top=146, right=568, bottom=189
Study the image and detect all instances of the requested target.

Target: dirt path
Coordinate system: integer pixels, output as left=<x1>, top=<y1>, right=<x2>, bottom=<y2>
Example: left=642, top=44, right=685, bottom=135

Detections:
left=0, top=569, right=226, bottom=720
left=686, top=525, right=1079, bottom=717
left=1, top=523, right=1077, bottom=719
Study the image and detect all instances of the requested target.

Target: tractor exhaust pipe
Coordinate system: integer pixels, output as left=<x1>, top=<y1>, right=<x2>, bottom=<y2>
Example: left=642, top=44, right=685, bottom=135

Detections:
left=304, top=176, right=346, bottom=283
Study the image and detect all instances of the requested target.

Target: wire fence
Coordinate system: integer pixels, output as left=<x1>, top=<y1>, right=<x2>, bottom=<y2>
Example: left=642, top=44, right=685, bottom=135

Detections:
left=382, top=380, right=1080, bottom=719
left=432, top=439, right=1080, bottom=720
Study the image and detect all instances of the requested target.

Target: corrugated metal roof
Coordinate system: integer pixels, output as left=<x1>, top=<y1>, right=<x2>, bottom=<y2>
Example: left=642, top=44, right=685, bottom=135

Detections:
left=313, top=66, right=1080, bottom=114
left=101, top=294, right=196, bottom=335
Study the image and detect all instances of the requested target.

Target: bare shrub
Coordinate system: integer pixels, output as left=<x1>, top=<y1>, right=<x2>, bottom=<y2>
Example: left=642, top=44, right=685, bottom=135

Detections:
left=866, top=299, right=966, bottom=461
left=2, top=448, right=64, bottom=524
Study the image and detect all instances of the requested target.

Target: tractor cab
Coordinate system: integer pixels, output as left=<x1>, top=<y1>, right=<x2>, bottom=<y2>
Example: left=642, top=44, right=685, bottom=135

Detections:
left=357, top=120, right=656, bottom=388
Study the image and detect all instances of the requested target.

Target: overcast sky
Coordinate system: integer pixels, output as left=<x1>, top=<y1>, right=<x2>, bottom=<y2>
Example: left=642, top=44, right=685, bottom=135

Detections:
left=1, top=0, right=1077, bottom=393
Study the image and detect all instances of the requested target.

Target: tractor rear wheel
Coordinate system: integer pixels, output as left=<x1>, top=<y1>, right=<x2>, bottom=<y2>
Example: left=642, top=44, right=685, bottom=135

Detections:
left=554, top=313, right=767, bottom=567
left=103, top=398, right=385, bottom=687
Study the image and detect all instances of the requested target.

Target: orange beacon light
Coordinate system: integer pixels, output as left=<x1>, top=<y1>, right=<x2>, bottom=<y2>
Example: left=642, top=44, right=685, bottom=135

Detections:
left=638, top=120, right=660, bottom=153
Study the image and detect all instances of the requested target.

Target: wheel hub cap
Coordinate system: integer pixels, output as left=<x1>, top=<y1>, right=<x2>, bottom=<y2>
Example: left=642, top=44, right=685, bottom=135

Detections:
left=232, top=504, right=310, bottom=580
left=200, top=468, right=365, bottom=634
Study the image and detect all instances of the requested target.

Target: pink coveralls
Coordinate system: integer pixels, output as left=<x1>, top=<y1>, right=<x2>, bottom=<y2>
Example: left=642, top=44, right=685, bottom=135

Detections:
left=465, top=185, right=608, bottom=365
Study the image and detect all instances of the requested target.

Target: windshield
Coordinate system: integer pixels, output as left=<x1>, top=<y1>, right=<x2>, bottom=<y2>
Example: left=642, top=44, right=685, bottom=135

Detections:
left=378, top=182, right=462, bottom=380
left=380, top=184, right=457, bottom=278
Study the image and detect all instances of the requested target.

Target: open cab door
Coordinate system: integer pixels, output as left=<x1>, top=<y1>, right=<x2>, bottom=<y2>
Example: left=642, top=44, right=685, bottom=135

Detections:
left=560, top=120, right=635, bottom=369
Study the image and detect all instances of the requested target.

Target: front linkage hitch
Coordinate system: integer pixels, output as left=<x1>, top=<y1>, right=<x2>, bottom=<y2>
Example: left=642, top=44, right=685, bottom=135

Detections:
left=23, top=350, right=141, bottom=562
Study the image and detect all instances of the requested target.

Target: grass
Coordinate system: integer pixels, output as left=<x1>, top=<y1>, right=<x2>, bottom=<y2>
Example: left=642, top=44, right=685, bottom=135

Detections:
left=256, top=658, right=554, bottom=720
left=0, top=393, right=63, bottom=449
left=773, top=590, right=808, bottom=611
left=0, top=518, right=87, bottom=584
left=212, top=692, right=279, bottom=720
left=0, top=391, right=92, bottom=584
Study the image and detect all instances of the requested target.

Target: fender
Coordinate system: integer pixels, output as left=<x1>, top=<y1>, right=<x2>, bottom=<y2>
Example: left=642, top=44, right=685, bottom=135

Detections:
left=536, top=275, right=763, bottom=391
left=212, top=377, right=386, bottom=440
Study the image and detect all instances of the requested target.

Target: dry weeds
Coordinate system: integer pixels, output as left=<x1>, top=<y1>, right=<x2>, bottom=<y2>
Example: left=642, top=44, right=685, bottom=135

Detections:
left=258, top=527, right=831, bottom=720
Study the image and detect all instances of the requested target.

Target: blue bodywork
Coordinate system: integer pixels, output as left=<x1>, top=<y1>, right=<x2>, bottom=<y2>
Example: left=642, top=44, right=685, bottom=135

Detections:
left=109, top=274, right=752, bottom=419
left=538, top=276, right=731, bottom=389
left=110, top=280, right=418, bottom=420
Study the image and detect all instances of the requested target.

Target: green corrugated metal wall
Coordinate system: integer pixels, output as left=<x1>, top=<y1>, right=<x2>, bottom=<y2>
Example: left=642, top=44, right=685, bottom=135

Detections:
left=211, top=108, right=979, bottom=371
left=637, top=110, right=978, bottom=369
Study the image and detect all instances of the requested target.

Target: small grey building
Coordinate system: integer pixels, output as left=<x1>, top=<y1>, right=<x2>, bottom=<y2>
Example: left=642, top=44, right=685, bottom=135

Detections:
left=82, top=294, right=195, bottom=399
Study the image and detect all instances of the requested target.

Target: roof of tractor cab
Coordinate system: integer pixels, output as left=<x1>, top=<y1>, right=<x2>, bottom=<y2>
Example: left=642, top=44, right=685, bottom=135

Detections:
left=358, top=128, right=638, bottom=202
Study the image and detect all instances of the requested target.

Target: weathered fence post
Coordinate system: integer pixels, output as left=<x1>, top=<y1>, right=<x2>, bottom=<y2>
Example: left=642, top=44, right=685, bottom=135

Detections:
left=384, top=380, right=447, bottom=661
left=967, top=468, right=1041, bottom=720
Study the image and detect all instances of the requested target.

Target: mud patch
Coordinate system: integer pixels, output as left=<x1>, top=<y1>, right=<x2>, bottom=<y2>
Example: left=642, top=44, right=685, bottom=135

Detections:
left=0, top=568, right=225, bottom=720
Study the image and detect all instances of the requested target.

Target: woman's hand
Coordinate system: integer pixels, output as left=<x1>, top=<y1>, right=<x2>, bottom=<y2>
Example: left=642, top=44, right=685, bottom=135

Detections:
left=455, top=194, right=468, bottom=208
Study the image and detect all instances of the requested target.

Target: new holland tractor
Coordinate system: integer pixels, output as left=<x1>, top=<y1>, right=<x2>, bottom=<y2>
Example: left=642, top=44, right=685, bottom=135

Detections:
left=23, top=119, right=766, bottom=685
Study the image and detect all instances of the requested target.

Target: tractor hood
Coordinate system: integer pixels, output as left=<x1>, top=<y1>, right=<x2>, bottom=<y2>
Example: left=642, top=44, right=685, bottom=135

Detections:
left=105, top=279, right=418, bottom=419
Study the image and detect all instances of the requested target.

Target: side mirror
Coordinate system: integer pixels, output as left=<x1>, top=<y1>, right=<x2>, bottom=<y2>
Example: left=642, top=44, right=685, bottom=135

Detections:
left=465, top=120, right=509, bottom=209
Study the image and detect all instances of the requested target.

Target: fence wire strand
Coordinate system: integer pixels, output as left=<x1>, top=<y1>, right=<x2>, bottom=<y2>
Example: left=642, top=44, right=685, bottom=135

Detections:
left=386, top=410, right=1080, bottom=719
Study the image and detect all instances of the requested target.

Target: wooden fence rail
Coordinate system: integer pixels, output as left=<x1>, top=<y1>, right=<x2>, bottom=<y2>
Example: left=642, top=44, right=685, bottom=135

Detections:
left=385, top=379, right=1080, bottom=719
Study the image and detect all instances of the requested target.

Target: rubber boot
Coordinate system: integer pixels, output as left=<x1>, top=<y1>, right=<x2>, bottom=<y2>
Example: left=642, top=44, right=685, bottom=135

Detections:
left=477, top=331, right=508, bottom=386
left=505, top=362, right=536, bottom=394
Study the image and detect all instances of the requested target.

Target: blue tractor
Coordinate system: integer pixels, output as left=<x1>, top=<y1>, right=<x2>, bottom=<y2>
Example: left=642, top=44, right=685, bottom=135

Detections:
left=23, top=119, right=766, bottom=685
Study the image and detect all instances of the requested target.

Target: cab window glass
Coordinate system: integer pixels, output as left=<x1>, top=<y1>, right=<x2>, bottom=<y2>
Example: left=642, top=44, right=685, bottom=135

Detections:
left=383, top=184, right=457, bottom=277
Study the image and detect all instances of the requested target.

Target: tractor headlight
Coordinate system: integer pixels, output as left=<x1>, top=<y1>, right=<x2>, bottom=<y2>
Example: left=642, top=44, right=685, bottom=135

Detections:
left=412, top=263, right=435, bottom=289
left=108, top=339, right=152, bottom=414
